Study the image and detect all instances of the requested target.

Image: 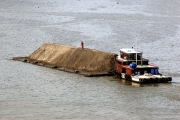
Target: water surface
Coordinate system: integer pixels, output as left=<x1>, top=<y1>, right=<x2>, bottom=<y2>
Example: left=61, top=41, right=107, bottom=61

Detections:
left=0, top=0, right=180, bottom=119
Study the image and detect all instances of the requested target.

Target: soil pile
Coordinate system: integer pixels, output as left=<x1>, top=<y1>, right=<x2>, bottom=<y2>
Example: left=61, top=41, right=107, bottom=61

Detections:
left=28, top=43, right=117, bottom=74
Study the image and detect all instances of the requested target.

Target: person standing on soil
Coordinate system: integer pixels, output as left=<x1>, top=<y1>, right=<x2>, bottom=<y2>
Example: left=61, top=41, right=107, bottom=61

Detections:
left=81, top=41, right=84, bottom=49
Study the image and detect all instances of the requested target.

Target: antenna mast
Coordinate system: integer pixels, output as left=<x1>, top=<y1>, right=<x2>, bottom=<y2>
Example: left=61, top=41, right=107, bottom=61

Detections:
left=136, top=36, right=137, bottom=65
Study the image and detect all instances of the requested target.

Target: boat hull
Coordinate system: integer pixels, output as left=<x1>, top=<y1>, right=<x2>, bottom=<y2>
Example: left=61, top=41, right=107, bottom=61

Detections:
left=121, top=73, right=172, bottom=83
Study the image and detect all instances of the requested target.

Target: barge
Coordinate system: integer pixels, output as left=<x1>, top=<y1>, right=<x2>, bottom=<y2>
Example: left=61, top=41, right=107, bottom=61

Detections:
left=114, top=48, right=172, bottom=83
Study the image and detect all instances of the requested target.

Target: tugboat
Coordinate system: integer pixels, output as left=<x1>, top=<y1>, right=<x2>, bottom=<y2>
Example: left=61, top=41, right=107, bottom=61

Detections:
left=114, top=48, right=172, bottom=83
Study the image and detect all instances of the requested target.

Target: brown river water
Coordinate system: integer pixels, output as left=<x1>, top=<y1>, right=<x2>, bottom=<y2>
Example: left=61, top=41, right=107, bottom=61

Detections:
left=0, top=0, right=180, bottom=119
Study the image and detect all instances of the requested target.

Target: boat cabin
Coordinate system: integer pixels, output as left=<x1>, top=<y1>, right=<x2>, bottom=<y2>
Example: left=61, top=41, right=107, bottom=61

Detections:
left=115, top=48, right=159, bottom=76
left=118, top=48, right=149, bottom=65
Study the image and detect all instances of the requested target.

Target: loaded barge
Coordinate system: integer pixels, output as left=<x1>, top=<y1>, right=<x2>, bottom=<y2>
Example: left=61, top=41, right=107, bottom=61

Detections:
left=114, top=48, right=172, bottom=83
left=13, top=43, right=172, bottom=83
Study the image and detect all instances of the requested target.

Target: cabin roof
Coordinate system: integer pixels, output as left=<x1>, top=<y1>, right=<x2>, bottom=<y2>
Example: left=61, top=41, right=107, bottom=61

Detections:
left=120, top=48, right=142, bottom=54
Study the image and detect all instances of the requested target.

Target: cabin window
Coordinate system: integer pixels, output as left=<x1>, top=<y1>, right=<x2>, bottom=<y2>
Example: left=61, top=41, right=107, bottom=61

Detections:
left=154, top=69, right=159, bottom=74
left=133, top=54, right=141, bottom=60
left=151, top=69, right=155, bottom=74
left=128, top=54, right=134, bottom=60
left=120, top=52, right=128, bottom=59
left=120, top=52, right=123, bottom=58
left=150, top=69, right=158, bottom=75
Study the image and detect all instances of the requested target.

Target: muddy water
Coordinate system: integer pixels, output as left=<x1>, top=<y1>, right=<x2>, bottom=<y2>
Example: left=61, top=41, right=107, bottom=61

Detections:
left=0, top=0, right=180, bottom=119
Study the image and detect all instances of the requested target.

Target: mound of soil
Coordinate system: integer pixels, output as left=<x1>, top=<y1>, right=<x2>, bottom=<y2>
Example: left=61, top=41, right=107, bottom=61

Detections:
left=14, top=43, right=117, bottom=75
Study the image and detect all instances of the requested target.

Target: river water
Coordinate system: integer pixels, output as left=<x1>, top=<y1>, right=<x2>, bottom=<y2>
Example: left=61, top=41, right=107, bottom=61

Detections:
left=0, top=0, right=180, bottom=119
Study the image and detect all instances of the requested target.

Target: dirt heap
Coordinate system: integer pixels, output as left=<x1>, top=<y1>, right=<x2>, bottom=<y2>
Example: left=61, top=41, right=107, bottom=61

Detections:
left=14, top=43, right=117, bottom=76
